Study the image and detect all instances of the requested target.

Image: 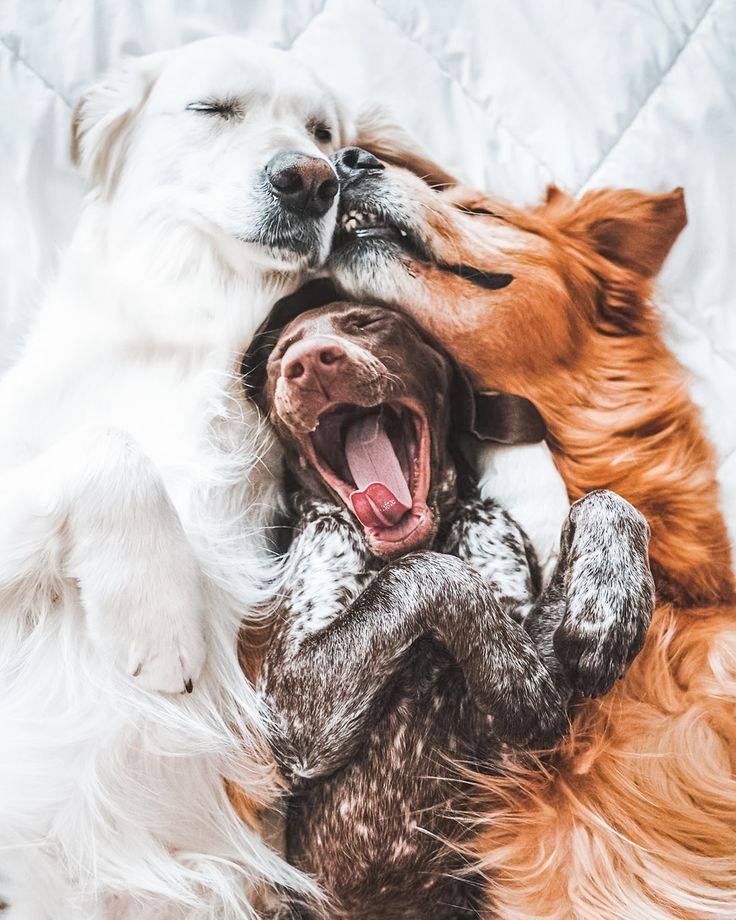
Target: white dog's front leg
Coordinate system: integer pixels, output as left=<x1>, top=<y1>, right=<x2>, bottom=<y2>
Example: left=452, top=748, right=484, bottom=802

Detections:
left=1, top=428, right=206, bottom=693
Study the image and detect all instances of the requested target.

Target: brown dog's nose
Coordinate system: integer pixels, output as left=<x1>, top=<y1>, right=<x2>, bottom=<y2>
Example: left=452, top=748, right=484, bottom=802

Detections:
left=266, top=152, right=339, bottom=218
left=282, top=337, right=346, bottom=389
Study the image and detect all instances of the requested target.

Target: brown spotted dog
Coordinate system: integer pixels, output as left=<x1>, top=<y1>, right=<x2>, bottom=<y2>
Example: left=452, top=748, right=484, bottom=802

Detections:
left=241, top=297, right=654, bottom=920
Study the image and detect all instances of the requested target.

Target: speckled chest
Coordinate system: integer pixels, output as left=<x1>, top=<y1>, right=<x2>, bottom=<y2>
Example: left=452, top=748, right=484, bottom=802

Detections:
left=286, top=638, right=493, bottom=919
left=272, top=497, right=502, bottom=919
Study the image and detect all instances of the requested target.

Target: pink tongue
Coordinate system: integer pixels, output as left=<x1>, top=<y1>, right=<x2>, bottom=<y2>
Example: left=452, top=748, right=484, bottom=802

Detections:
left=345, top=413, right=412, bottom=527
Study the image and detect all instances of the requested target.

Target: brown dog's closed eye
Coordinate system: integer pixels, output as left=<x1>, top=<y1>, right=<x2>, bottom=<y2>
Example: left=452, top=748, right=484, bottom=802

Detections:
left=438, top=264, right=514, bottom=290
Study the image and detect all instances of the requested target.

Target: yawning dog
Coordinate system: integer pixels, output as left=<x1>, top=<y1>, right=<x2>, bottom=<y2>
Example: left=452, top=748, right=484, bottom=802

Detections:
left=242, top=300, right=655, bottom=919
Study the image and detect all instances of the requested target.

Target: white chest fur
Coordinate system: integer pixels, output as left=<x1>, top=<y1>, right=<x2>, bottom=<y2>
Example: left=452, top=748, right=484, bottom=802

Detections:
left=0, top=227, right=308, bottom=918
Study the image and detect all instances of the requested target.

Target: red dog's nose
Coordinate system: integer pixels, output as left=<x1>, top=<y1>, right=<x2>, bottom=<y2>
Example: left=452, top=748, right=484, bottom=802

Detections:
left=281, top=337, right=346, bottom=389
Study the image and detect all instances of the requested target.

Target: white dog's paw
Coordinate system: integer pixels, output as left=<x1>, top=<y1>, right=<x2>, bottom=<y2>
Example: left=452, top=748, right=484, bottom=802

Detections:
left=81, top=546, right=208, bottom=694
left=123, top=560, right=208, bottom=694
left=125, top=606, right=206, bottom=694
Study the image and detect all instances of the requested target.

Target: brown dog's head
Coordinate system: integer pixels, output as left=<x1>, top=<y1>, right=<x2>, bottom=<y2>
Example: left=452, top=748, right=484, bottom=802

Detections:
left=242, top=285, right=546, bottom=558
left=328, top=147, right=687, bottom=391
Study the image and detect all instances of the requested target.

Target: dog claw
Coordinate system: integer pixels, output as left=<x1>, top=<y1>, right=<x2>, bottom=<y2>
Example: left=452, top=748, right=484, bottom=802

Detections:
left=125, top=638, right=205, bottom=694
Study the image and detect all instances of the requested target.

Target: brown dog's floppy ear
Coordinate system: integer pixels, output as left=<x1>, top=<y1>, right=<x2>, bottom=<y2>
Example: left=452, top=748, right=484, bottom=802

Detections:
left=353, top=103, right=458, bottom=189
left=449, top=361, right=547, bottom=445
left=471, top=392, right=547, bottom=443
left=240, top=279, right=341, bottom=405
left=404, top=314, right=547, bottom=445
left=565, top=187, right=687, bottom=279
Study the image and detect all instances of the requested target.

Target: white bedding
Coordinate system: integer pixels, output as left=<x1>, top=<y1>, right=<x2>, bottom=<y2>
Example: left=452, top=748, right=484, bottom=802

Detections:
left=1, top=0, right=734, bottom=550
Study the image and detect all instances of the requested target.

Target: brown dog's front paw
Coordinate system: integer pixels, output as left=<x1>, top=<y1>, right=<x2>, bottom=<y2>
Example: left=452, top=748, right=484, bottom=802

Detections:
left=553, top=490, right=654, bottom=697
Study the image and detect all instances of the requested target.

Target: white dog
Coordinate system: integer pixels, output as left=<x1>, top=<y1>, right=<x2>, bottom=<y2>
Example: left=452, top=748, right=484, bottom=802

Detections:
left=0, top=36, right=351, bottom=920
left=0, top=33, right=571, bottom=919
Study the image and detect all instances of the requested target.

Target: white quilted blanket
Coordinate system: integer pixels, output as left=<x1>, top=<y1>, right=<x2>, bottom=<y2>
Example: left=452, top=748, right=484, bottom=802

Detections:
left=1, top=0, right=734, bottom=549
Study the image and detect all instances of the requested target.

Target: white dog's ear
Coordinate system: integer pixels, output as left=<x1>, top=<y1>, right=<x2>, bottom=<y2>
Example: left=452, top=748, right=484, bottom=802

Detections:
left=71, top=52, right=164, bottom=193
left=353, top=103, right=458, bottom=189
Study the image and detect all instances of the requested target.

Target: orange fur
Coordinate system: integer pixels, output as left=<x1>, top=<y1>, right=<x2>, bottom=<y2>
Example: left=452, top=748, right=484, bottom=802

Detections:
left=467, top=194, right=736, bottom=919
left=337, top=163, right=736, bottom=917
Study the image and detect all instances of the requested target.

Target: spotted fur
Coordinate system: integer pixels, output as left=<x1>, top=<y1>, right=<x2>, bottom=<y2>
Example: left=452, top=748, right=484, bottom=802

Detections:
left=275, top=496, right=380, bottom=644
left=442, top=496, right=542, bottom=624
left=526, top=489, right=655, bottom=698
left=258, top=485, right=653, bottom=919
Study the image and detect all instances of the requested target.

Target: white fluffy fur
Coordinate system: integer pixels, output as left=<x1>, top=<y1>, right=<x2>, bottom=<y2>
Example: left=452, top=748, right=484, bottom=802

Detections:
left=0, top=36, right=349, bottom=919
left=475, top=441, right=570, bottom=583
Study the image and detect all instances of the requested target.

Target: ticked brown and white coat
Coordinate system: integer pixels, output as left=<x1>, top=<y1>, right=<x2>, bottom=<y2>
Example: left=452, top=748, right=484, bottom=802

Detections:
left=243, top=300, right=654, bottom=920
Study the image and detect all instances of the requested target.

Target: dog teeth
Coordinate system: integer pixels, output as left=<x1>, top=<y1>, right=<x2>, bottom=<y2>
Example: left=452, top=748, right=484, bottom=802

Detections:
left=338, top=210, right=397, bottom=234
left=399, top=229, right=407, bottom=237
left=340, top=211, right=363, bottom=233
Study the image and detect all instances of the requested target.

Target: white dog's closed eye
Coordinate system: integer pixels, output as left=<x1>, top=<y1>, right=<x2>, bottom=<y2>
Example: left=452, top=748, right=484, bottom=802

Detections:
left=71, top=37, right=349, bottom=275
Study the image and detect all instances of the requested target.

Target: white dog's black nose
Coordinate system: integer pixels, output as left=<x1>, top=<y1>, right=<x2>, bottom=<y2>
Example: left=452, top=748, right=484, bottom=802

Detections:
left=266, top=153, right=338, bottom=218
left=333, top=147, right=384, bottom=182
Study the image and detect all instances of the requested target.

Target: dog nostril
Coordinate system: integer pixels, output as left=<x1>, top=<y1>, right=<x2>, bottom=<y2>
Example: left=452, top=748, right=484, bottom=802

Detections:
left=338, top=147, right=384, bottom=173
left=343, top=148, right=359, bottom=169
left=270, top=168, right=303, bottom=195
left=285, top=360, right=305, bottom=380
left=319, top=349, right=343, bottom=366
left=317, top=176, right=339, bottom=202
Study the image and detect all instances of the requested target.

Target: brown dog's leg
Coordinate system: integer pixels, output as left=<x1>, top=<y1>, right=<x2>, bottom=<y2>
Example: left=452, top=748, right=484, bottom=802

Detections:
left=261, top=549, right=568, bottom=783
left=525, top=489, right=655, bottom=698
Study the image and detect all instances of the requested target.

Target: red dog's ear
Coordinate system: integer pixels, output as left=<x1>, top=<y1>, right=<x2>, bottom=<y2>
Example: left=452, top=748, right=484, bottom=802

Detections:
left=571, top=187, right=687, bottom=279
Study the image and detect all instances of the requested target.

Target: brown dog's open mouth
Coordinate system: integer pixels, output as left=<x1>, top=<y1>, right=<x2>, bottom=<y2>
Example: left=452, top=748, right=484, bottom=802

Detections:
left=308, top=400, right=433, bottom=554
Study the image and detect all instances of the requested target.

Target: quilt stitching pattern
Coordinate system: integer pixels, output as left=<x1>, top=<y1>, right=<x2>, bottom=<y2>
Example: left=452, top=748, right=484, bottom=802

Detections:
left=0, top=33, right=71, bottom=109
left=367, top=0, right=725, bottom=196
left=367, top=0, right=556, bottom=179
left=579, top=0, right=719, bottom=191
left=287, top=0, right=329, bottom=48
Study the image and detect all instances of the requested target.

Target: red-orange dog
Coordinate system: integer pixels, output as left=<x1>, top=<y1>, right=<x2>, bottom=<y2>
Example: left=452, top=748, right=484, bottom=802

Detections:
left=324, top=144, right=736, bottom=919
